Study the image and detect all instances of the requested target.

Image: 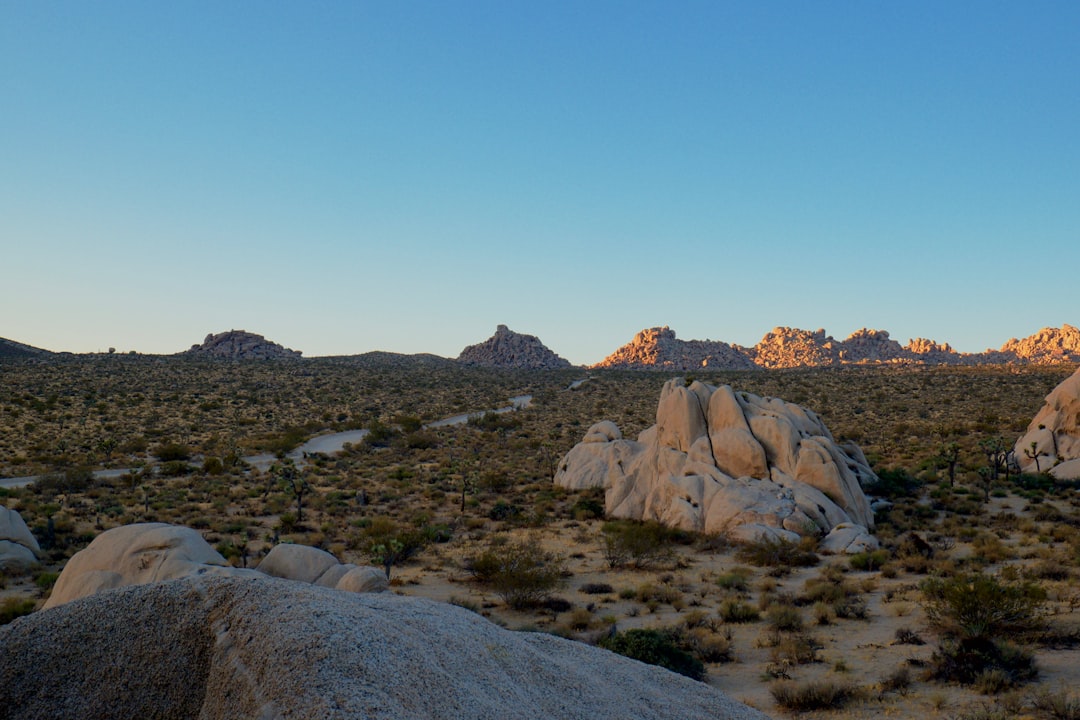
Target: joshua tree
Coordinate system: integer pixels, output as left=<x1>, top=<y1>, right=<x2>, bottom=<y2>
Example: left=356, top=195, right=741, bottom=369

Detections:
left=978, top=436, right=1009, bottom=482
left=274, top=460, right=311, bottom=523
left=937, top=442, right=961, bottom=486
left=1024, top=441, right=1043, bottom=473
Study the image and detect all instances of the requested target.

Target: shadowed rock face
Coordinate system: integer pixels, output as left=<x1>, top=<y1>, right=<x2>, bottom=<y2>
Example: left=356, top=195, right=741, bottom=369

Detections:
left=457, top=325, right=572, bottom=369
left=0, top=506, right=41, bottom=572
left=1015, top=366, right=1080, bottom=480
left=555, top=378, right=878, bottom=551
left=184, top=330, right=302, bottom=360
left=44, top=523, right=386, bottom=609
left=1, top=576, right=770, bottom=720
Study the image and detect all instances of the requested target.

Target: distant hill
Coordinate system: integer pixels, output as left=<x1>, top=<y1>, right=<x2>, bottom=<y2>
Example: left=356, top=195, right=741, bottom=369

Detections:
left=182, top=330, right=302, bottom=360
left=592, top=324, right=1080, bottom=371
left=457, top=325, right=573, bottom=369
left=0, top=336, right=53, bottom=360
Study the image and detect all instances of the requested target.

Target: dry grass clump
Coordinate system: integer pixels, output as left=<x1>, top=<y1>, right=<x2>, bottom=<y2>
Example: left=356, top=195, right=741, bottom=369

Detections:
left=770, top=678, right=863, bottom=711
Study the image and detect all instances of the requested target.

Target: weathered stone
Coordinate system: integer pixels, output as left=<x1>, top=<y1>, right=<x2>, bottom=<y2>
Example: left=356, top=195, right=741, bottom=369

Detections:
left=1, top=576, right=770, bottom=720
left=457, top=324, right=572, bottom=369
left=819, top=523, right=881, bottom=554
left=1015, top=366, right=1080, bottom=476
left=44, top=523, right=386, bottom=609
left=554, top=378, right=877, bottom=544
left=0, top=506, right=41, bottom=572
left=183, top=330, right=302, bottom=360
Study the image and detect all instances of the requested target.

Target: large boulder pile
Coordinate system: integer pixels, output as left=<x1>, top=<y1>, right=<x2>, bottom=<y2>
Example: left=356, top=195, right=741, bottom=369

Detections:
left=184, top=330, right=302, bottom=360
left=457, top=324, right=572, bottom=369
left=555, top=379, right=878, bottom=552
left=44, top=523, right=386, bottom=609
left=1014, top=367, right=1080, bottom=480
left=593, top=326, right=756, bottom=371
left=1, top=575, right=769, bottom=720
left=0, top=506, right=41, bottom=572
left=1001, top=324, right=1080, bottom=364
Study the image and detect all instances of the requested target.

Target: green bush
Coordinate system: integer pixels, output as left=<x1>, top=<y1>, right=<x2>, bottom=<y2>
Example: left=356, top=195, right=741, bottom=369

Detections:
left=770, top=679, right=862, bottom=711
left=600, top=628, right=705, bottom=681
left=467, top=537, right=565, bottom=609
left=850, top=549, right=890, bottom=571
left=0, top=597, right=35, bottom=625
left=153, top=442, right=192, bottom=462
left=601, top=520, right=677, bottom=569
left=921, top=572, right=1045, bottom=687
left=735, top=535, right=818, bottom=569
left=718, top=599, right=760, bottom=623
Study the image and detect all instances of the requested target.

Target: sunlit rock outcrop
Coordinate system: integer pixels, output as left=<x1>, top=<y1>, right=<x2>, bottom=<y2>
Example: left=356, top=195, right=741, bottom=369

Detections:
left=1014, top=367, right=1080, bottom=480
left=457, top=325, right=572, bottom=369
left=555, top=378, right=877, bottom=549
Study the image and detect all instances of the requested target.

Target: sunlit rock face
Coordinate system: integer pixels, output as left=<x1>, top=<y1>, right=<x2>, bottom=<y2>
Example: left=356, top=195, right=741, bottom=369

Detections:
left=555, top=378, right=878, bottom=549
left=1015, top=366, right=1080, bottom=480
left=592, top=324, right=1080, bottom=370
left=592, top=327, right=756, bottom=371
left=457, top=325, right=572, bottom=369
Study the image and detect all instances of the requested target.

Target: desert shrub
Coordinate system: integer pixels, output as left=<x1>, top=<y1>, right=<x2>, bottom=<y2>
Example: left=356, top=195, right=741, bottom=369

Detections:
left=201, top=456, right=224, bottom=475
left=715, top=567, right=753, bottom=591
left=467, top=537, right=565, bottom=609
left=0, top=597, right=35, bottom=625
left=570, top=496, right=605, bottom=520
left=719, top=599, right=760, bottom=623
left=735, top=535, right=818, bottom=569
left=921, top=572, right=1044, bottom=688
left=867, top=467, right=922, bottom=498
left=850, top=549, right=890, bottom=571
left=683, top=627, right=733, bottom=663
left=894, top=627, right=925, bottom=645
left=601, top=520, right=677, bottom=569
left=153, top=441, right=192, bottom=462
left=879, top=666, right=912, bottom=695
left=770, top=679, right=861, bottom=710
left=599, top=628, right=705, bottom=681
left=580, top=582, right=613, bottom=595
left=766, top=604, right=804, bottom=633
left=1030, top=686, right=1080, bottom=720
left=921, top=572, right=1046, bottom=641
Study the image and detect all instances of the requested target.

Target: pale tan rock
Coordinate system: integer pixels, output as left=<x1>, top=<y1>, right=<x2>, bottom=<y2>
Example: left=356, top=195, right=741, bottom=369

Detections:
left=258, top=543, right=389, bottom=593
left=1015, top=367, right=1080, bottom=474
left=555, top=379, right=877, bottom=546
left=2, top=576, right=771, bottom=720
left=583, top=420, right=622, bottom=443
left=819, top=523, right=880, bottom=554
left=44, top=523, right=249, bottom=609
left=0, top=506, right=40, bottom=572
left=45, top=523, right=387, bottom=609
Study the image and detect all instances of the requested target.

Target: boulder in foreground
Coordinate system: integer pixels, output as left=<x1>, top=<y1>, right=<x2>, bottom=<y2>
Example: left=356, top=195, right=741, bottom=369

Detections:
left=1, top=576, right=770, bottom=720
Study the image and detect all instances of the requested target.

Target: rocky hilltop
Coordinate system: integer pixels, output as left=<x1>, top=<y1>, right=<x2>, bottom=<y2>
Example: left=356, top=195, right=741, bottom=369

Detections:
left=183, top=330, right=302, bottom=360
left=0, top=336, right=52, bottom=360
left=596, top=327, right=756, bottom=371
left=593, top=324, right=1080, bottom=371
left=457, top=325, right=572, bottom=369
left=1001, top=324, right=1080, bottom=364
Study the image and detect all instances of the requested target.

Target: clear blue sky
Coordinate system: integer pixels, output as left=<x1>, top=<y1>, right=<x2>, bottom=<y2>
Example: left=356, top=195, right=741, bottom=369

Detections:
left=2, top=1, right=1077, bottom=364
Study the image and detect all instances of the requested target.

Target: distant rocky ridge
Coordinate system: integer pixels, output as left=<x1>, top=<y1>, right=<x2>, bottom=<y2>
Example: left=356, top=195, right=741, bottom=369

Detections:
left=183, top=330, right=302, bottom=360
left=594, top=324, right=1080, bottom=371
left=0, top=337, right=52, bottom=360
left=457, top=324, right=572, bottom=369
